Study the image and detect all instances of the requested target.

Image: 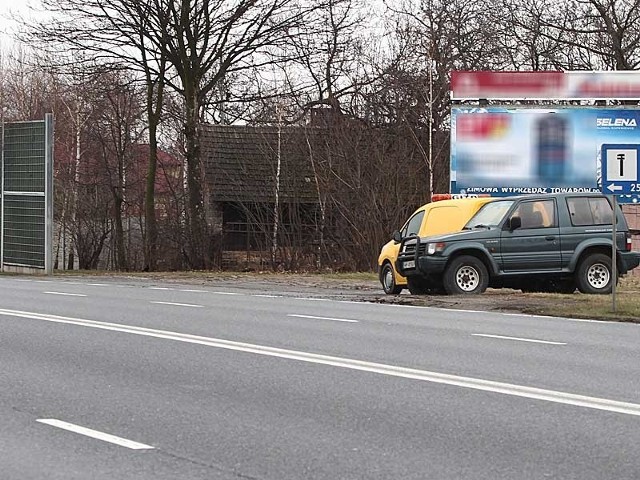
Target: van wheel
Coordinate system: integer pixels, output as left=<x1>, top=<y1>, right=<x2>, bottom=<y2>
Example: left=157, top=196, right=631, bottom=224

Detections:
left=576, top=253, right=612, bottom=294
left=443, top=256, right=489, bottom=295
left=381, top=263, right=403, bottom=295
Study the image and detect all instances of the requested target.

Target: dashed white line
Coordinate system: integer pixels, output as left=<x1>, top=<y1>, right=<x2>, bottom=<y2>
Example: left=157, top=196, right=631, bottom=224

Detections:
left=1, top=308, right=635, bottom=417
left=288, top=314, right=359, bottom=323
left=37, top=419, right=153, bottom=450
left=253, top=294, right=282, bottom=298
left=149, top=287, right=172, bottom=291
left=44, top=292, right=87, bottom=297
left=151, top=301, right=203, bottom=308
left=211, top=292, right=241, bottom=296
left=87, top=283, right=109, bottom=287
left=180, top=289, right=208, bottom=293
left=472, top=334, right=567, bottom=345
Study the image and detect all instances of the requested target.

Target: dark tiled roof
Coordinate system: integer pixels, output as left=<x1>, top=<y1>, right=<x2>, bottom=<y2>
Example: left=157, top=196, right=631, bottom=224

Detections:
left=202, top=124, right=320, bottom=203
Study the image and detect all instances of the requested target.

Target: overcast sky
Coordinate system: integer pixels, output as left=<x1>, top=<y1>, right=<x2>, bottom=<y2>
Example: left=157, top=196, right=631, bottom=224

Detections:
left=0, top=1, right=40, bottom=48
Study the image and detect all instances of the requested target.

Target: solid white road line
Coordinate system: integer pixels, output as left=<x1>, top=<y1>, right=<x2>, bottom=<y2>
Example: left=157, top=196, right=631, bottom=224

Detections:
left=472, top=334, right=567, bottom=345
left=151, top=301, right=203, bottom=308
left=43, top=292, right=87, bottom=297
left=87, top=283, right=109, bottom=287
left=180, top=289, right=208, bottom=293
left=149, top=287, right=172, bottom=290
left=288, top=314, right=359, bottom=323
left=37, top=419, right=153, bottom=450
left=1, top=308, right=639, bottom=417
left=211, top=292, right=241, bottom=296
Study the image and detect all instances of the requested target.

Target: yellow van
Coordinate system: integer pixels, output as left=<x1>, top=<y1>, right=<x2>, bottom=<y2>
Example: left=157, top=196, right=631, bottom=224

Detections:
left=378, top=196, right=495, bottom=294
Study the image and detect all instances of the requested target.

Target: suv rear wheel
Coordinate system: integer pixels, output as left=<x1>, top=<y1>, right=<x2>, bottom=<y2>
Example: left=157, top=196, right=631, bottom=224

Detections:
left=443, top=255, right=489, bottom=295
left=576, top=253, right=613, bottom=294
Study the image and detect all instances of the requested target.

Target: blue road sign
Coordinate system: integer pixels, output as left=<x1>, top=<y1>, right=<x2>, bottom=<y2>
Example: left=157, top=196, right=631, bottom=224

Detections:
left=601, top=144, right=640, bottom=195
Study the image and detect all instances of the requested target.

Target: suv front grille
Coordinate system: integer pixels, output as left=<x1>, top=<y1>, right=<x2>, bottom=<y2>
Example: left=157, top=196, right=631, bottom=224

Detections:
left=403, top=243, right=426, bottom=256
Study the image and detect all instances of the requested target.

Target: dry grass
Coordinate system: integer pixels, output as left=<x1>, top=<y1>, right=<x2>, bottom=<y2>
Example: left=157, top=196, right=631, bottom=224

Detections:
left=514, top=276, right=640, bottom=322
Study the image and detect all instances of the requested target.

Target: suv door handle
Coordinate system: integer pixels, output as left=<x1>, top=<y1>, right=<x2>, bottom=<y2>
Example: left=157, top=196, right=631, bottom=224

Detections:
left=545, top=236, right=556, bottom=241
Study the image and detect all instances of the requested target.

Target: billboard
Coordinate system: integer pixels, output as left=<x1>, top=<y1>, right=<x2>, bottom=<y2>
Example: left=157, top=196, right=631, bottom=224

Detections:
left=450, top=107, right=640, bottom=203
left=451, top=71, right=640, bottom=100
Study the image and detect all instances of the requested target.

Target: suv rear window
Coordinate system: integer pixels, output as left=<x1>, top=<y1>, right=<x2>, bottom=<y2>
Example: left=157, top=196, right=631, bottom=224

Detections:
left=566, top=197, right=613, bottom=226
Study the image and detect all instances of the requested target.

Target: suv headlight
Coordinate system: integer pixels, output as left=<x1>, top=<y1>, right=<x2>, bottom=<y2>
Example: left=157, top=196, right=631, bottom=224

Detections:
left=427, top=242, right=446, bottom=255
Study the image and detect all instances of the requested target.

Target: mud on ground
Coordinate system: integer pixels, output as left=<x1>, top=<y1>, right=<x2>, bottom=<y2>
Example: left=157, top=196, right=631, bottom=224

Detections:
left=85, top=271, right=581, bottom=318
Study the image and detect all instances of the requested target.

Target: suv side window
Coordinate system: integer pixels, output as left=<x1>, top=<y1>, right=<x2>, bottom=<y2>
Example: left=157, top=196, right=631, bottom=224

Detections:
left=511, top=199, right=555, bottom=229
left=567, top=197, right=613, bottom=226
left=402, top=211, right=425, bottom=237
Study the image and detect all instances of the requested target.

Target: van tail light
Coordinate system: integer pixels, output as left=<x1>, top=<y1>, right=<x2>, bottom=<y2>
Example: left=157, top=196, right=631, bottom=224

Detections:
left=626, top=233, right=633, bottom=252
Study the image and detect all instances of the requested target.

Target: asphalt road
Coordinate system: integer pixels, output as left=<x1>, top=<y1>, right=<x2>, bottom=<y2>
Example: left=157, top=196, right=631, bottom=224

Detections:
left=1, top=275, right=639, bottom=479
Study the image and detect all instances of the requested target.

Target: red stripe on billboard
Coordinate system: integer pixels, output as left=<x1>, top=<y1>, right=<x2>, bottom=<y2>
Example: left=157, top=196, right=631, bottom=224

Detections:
left=452, top=71, right=565, bottom=99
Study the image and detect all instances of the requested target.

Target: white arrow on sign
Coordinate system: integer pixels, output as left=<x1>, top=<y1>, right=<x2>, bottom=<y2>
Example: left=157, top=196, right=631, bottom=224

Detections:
left=607, top=183, right=623, bottom=192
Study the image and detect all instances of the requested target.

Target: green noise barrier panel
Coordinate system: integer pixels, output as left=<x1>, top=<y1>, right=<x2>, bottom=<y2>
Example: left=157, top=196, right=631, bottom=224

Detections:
left=2, top=115, right=53, bottom=273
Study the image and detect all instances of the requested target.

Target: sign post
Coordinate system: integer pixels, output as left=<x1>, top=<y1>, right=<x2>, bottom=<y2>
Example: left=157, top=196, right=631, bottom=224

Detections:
left=601, top=144, right=640, bottom=312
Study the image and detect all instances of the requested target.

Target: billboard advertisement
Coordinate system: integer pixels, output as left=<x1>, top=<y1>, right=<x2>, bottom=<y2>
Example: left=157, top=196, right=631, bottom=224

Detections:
left=451, top=71, right=640, bottom=100
left=450, top=107, right=640, bottom=203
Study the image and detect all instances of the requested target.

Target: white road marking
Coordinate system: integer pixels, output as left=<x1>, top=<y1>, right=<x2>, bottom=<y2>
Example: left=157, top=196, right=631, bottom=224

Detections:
left=501, top=312, right=556, bottom=319
left=449, top=308, right=488, bottom=314
left=472, top=334, right=567, bottom=345
left=253, top=294, right=282, bottom=298
left=211, top=292, right=241, bottom=296
left=149, top=287, right=172, bottom=290
left=151, top=301, right=203, bottom=308
left=288, top=314, right=359, bottom=323
left=87, top=283, right=109, bottom=287
left=2, top=308, right=639, bottom=417
left=294, top=297, right=331, bottom=302
left=37, top=419, right=153, bottom=450
left=180, top=289, right=208, bottom=293
left=44, top=292, right=87, bottom=297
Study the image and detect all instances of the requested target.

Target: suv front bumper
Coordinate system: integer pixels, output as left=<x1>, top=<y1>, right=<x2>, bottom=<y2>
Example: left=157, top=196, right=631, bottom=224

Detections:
left=396, top=254, right=448, bottom=277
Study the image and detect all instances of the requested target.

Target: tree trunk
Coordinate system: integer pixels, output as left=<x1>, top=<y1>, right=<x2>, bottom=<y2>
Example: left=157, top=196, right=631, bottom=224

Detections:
left=184, top=86, right=208, bottom=269
left=113, top=194, right=127, bottom=270
left=144, top=120, right=159, bottom=271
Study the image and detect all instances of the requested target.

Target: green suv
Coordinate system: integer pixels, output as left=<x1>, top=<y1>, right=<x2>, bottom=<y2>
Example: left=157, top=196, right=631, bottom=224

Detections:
left=396, top=193, right=640, bottom=295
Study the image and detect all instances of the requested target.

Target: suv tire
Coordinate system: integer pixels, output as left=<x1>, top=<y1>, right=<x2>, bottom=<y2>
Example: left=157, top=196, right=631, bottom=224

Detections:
left=444, top=255, right=489, bottom=295
left=576, top=253, right=612, bottom=294
left=381, top=263, right=403, bottom=295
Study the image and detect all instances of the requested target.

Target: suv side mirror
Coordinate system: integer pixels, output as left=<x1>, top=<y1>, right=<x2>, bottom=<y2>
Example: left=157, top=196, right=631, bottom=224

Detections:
left=392, top=231, right=402, bottom=243
left=509, top=216, right=522, bottom=231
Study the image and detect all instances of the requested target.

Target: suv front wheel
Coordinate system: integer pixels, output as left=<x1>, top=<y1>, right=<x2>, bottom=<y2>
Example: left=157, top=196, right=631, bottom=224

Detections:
left=443, top=255, right=489, bottom=295
left=576, top=253, right=613, bottom=294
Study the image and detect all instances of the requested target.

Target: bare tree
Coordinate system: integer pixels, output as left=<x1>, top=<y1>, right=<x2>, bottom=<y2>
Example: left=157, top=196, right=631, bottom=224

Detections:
left=23, top=0, right=170, bottom=271
left=89, top=71, right=145, bottom=270
left=501, top=0, right=640, bottom=70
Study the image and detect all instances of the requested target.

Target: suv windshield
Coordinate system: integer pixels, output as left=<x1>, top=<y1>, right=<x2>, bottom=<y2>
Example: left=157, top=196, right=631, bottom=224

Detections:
left=464, top=200, right=514, bottom=229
